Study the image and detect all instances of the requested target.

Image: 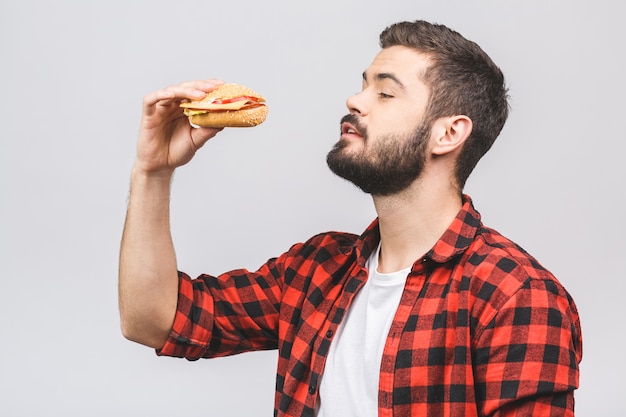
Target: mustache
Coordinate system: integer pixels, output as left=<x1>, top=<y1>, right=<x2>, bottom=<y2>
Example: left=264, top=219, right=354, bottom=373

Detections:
left=340, top=114, right=368, bottom=140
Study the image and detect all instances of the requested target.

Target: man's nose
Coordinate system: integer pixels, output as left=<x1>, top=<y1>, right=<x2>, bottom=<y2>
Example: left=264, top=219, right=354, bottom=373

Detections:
left=346, top=91, right=368, bottom=116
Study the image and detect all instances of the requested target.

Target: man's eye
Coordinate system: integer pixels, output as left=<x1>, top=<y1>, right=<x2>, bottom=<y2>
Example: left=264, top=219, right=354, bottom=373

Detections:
left=378, top=92, right=393, bottom=99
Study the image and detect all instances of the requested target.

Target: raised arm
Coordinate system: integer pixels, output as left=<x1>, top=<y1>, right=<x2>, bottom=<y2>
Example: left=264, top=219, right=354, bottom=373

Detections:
left=118, top=80, right=224, bottom=348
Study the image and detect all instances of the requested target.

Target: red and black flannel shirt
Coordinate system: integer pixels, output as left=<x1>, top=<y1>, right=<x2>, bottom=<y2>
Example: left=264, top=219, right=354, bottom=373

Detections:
left=158, top=196, right=582, bottom=416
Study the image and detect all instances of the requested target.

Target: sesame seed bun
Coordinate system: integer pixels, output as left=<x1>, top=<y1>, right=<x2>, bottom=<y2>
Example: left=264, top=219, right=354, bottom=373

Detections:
left=181, top=83, right=268, bottom=128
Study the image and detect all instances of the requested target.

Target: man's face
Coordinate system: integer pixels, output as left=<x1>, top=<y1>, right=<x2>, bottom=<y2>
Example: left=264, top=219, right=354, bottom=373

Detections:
left=326, top=46, right=434, bottom=196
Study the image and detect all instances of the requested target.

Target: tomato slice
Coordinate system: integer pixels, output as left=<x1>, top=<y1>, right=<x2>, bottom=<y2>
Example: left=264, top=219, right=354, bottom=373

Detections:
left=212, top=96, right=259, bottom=105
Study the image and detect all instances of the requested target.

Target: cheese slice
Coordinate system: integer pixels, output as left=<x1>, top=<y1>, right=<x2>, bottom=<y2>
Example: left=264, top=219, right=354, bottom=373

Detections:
left=181, top=98, right=264, bottom=111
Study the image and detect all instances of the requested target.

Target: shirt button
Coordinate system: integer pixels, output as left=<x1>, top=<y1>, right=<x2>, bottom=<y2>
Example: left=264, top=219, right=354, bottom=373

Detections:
left=309, top=385, right=316, bottom=394
left=326, top=330, right=333, bottom=338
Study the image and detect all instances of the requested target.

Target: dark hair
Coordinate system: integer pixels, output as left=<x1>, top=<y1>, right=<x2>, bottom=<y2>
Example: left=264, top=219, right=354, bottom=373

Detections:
left=380, top=20, right=510, bottom=190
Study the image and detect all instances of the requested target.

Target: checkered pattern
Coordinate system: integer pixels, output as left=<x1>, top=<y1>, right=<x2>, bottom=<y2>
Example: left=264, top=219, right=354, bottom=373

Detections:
left=158, top=196, right=582, bottom=416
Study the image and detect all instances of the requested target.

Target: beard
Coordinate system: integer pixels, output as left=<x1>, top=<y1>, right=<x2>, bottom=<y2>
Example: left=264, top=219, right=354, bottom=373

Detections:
left=326, top=114, right=431, bottom=196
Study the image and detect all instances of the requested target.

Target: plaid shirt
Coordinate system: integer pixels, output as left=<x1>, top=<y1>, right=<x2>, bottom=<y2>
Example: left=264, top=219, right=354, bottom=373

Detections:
left=158, top=196, right=582, bottom=416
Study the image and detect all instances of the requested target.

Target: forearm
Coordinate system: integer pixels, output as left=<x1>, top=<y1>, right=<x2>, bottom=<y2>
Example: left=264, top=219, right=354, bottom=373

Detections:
left=119, top=79, right=223, bottom=348
left=118, top=167, right=179, bottom=348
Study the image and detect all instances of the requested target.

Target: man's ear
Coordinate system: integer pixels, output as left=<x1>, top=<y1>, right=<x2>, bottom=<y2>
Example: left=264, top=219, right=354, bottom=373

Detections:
left=430, top=115, right=473, bottom=156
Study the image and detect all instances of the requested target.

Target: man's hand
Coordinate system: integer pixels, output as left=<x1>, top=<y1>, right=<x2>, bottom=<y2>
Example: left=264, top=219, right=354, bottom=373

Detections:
left=135, top=79, right=225, bottom=175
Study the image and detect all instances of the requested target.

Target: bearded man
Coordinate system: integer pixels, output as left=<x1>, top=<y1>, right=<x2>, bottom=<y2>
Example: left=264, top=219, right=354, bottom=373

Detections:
left=119, top=20, right=582, bottom=417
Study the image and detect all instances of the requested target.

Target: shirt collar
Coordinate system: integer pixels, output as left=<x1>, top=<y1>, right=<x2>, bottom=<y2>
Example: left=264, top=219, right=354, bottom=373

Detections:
left=354, top=195, right=482, bottom=265
left=427, top=195, right=482, bottom=263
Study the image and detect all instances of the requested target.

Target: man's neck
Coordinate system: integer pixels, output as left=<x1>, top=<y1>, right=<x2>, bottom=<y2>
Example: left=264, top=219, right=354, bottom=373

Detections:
left=372, top=179, right=462, bottom=274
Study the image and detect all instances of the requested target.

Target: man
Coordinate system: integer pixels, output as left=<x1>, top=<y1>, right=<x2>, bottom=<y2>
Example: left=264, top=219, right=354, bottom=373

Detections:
left=119, top=20, right=582, bottom=416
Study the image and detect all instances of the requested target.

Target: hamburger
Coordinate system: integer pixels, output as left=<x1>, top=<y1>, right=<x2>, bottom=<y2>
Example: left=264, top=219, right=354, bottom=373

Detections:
left=180, top=83, right=268, bottom=128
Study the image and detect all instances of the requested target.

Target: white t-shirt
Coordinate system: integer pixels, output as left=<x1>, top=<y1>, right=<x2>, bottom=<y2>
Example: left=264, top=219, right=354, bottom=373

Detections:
left=317, top=243, right=410, bottom=417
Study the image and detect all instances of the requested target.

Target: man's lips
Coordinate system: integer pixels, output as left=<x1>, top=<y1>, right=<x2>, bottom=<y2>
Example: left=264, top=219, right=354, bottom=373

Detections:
left=341, top=121, right=363, bottom=139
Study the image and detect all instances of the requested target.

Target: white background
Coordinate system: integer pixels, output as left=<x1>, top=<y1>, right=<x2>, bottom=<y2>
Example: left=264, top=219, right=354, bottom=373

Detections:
left=1, top=0, right=624, bottom=415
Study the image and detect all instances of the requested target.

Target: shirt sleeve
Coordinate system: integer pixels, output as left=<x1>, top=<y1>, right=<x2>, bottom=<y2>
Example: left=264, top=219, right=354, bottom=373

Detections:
left=473, top=276, right=582, bottom=416
left=156, top=253, right=288, bottom=360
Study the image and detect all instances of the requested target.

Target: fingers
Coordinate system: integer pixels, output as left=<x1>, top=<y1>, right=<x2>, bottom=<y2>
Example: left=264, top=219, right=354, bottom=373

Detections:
left=174, top=78, right=225, bottom=97
left=143, top=79, right=225, bottom=114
